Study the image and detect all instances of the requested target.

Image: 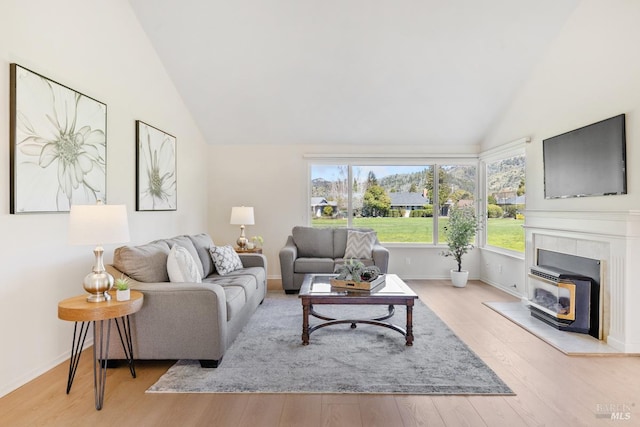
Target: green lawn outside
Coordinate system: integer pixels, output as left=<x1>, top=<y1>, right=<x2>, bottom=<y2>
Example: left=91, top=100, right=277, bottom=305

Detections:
left=311, top=216, right=524, bottom=252
left=486, top=218, right=525, bottom=252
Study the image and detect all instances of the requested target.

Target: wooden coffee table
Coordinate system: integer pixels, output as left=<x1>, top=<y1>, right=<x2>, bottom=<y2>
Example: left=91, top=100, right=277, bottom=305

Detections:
left=299, top=274, right=418, bottom=346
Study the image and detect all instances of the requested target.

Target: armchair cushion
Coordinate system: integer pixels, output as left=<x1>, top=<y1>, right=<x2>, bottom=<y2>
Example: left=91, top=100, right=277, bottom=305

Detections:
left=209, top=245, right=243, bottom=275
left=292, top=226, right=333, bottom=258
left=344, top=229, right=376, bottom=260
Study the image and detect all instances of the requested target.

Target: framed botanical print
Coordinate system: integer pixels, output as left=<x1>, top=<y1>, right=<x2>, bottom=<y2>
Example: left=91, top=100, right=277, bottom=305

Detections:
left=10, top=64, right=107, bottom=213
left=136, top=120, right=177, bottom=211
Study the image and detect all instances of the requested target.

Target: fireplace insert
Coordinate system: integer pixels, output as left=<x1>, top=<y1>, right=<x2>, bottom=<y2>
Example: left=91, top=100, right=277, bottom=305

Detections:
left=528, top=250, right=601, bottom=339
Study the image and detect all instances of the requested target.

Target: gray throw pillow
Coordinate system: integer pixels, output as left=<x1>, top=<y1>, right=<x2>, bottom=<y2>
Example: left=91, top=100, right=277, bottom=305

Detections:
left=344, top=230, right=376, bottom=260
left=209, top=245, right=244, bottom=275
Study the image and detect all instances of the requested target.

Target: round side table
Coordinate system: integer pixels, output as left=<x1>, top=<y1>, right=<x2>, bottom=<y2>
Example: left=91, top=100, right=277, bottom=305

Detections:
left=58, top=290, right=143, bottom=410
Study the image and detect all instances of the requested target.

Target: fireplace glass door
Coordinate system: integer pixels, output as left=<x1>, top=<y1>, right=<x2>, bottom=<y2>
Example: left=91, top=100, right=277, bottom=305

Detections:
left=530, top=277, right=576, bottom=321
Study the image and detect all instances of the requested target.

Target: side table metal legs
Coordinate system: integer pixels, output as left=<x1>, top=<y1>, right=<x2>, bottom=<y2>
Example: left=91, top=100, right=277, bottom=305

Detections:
left=65, top=315, right=137, bottom=410
left=92, top=319, right=111, bottom=410
left=66, top=321, right=90, bottom=394
left=114, top=316, right=136, bottom=378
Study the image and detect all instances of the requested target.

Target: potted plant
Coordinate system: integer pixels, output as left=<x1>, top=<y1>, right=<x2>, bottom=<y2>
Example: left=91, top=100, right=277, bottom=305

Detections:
left=251, top=235, right=263, bottom=248
left=440, top=205, right=481, bottom=287
left=115, top=276, right=131, bottom=301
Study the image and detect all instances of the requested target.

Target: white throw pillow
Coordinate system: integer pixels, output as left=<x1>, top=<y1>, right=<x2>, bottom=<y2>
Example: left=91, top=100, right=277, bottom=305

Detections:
left=167, top=244, right=203, bottom=283
left=209, top=245, right=244, bottom=276
left=344, top=230, right=376, bottom=260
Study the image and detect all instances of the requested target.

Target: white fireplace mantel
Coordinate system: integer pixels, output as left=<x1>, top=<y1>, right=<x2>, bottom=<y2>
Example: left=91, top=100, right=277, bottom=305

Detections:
left=524, top=210, right=640, bottom=353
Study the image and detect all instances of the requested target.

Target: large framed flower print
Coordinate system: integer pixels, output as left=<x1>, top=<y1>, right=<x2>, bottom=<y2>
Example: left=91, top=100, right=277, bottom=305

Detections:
left=136, top=120, right=177, bottom=211
left=10, top=64, right=107, bottom=213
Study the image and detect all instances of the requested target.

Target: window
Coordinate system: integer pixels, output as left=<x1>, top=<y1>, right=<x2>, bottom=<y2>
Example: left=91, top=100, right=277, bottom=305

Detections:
left=437, top=164, right=477, bottom=244
left=309, top=162, right=476, bottom=244
left=484, top=153, right=525, bottom=252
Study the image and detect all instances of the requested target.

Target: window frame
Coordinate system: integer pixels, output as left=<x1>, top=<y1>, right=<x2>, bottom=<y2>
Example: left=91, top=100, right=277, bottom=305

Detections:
left=479, top=139, right=527, bottom=257
left=306, top=155, right=479, bottom=247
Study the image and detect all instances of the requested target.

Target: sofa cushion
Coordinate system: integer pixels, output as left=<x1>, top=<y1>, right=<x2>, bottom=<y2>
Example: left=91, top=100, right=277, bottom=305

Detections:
left=292, top=226, right=334, bottom=258
left=294, top=258, right=335, bottom=274
left=188, top=233, right=216, bottom=277
left=204, top=272, right=259, bottom=300
left=344, top=229, right=376, bottom=260
left=164, top=235, right=205, bottom=278
left=167, top=245, right=203, bottom=283
left=209, top=245, right=243, bottom=275
left=225, top=266, right=265, bottom=290
left=113, top=241, right=171, bottom=283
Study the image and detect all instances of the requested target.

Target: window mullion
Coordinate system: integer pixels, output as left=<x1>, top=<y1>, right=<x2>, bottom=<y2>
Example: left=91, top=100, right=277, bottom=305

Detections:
left=347, top=165, right=353, bottom=227
left=433, top=164, right=439, bottom=244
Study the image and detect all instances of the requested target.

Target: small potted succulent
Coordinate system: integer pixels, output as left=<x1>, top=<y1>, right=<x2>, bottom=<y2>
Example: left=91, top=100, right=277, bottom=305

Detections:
left=251, top=235, right=264, bottom=248
left=115, top=276, right=131, bottom=301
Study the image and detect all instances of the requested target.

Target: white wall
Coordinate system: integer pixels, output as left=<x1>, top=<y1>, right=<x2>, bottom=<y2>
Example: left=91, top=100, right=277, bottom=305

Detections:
left=483, top=0, right=640, bottom=212
left=0, top=0, right=208, bottom=397
left=208, top=143, right=481, bottom=280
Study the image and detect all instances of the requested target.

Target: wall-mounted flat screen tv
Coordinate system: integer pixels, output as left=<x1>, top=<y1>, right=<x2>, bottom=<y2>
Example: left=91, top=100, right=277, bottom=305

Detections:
left=543, top=114, right=626, bottom=199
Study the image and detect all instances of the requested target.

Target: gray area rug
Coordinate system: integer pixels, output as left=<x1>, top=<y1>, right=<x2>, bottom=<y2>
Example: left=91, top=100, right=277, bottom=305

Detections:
left=147, top=294, right=513, bottom=395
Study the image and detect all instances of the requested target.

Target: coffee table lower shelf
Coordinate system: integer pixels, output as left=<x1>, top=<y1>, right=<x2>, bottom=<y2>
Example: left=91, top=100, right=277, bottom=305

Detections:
left=303, top=303, right=413, bottom=345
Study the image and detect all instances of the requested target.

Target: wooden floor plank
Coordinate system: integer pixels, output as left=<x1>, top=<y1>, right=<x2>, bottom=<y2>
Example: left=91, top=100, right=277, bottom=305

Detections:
left=358, top=395, right=404, bottom=427
left=237, top=394, right=286, bottom=427
left=280, top=394, right=323, bottom=427
left=431, top=395, right=487, bottom=427
left=321, top=402, right=362, bottom=427
left=467, top=396, right=528, bottom=427
left=395, top=395, right=445, bottom=427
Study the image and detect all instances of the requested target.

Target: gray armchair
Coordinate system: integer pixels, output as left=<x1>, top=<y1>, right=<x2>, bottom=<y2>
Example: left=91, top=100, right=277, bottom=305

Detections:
left=279, top=226, right=389, bottom=294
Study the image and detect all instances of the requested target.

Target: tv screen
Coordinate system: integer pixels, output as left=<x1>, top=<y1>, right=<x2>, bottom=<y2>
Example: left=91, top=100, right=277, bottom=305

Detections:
left=543, top=114, right=626, bottom=199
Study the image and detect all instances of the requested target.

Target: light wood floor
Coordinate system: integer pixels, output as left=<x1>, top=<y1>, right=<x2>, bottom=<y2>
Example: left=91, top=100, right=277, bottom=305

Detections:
left=1, top=280, right=638, bottom=427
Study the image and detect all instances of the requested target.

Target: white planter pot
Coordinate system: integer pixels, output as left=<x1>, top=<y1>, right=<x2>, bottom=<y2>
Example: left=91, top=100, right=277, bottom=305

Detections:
left=116, top=289, right=130, bottom=301
left=450, top=270, right=469, bottom=288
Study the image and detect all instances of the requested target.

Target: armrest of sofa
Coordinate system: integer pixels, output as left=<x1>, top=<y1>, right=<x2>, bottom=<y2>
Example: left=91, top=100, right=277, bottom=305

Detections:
left=371, top=243, right=390, bottom=273
left=238, top=253, right=267, bottom=271
left=278, top=235, right=297, bottom=290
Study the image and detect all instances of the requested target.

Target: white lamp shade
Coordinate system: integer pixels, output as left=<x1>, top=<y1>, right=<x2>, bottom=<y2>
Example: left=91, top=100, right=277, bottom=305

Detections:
left=69, top=204, right=130, bottom=246
left=230, top=206, right=255, bottom=225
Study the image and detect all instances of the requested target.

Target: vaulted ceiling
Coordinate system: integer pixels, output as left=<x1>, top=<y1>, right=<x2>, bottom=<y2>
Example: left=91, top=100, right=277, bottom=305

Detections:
left=129, top=0, right=579, bottom=146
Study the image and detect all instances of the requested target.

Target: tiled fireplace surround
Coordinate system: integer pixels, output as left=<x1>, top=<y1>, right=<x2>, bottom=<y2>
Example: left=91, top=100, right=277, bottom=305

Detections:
left=524, top=210, right=640, bottom=353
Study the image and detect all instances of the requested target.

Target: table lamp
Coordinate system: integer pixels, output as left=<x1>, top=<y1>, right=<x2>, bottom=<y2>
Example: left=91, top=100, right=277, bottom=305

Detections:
left=230, top=206, right=254, bottom=249
left=69, top=201, right=130, bottom=302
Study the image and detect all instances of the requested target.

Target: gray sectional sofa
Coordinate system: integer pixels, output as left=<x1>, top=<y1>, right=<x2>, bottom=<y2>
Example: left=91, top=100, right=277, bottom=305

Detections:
left=279, top=226, right=389, bottom=293
left=105, top=233, right=267, bottom=368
